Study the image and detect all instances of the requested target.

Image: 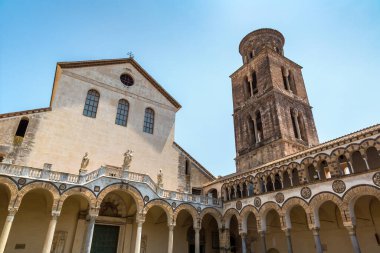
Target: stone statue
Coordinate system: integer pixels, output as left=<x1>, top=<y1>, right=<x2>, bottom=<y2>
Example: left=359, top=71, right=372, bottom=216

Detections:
left=122, top=150, right=133, bottom=170
left=157, top=169, right=163, bottom=188
left=80, top=152, right=89, bottom=173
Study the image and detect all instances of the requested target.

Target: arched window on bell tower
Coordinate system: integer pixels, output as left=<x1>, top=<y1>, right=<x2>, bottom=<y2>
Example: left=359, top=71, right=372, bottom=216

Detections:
left=290, top=109, right=299, bottom=139
left=288, top=70, right=297, bottom=95
left=297, top=113, right=308, bottom=142
left=252, top=71, right=258, bottom=95
left=255, top=111, right=263, bottom=142
left=247, top=116, right=256, bottom=145
left=244, top=76, right=251, bottom=99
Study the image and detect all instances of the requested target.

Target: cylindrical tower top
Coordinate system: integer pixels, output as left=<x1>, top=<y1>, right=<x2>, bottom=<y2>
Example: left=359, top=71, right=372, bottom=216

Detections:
left=239, top=28, right=285, bottom=62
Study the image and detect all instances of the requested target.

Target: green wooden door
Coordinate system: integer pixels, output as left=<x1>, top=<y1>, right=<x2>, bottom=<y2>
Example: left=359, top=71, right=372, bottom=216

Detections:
left=90, top=224, right=120, bottom=253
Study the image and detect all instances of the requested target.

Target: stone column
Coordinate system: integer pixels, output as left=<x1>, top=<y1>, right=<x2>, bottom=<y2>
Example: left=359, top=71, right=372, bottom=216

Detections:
left=134, top=218, right=144, bottom=253
left=240, top=232, right=247, bottom=253
left=0, top=208, right=17, bottom=253
left=346, top=226, right=361, bottom=253
left=283, top=69, right=290, bottom=91
left=293, top=112, right=301, bottom=139
left=168, top=224, right=175, bottom=253
left=42, top=211, right=60, bottom=253
left=253, top=119, right=259, bottom=143
left=312, top=228, right=323, bottom=253
left=195, top=227, right=200, bottom=253
left=249, top=80, right=254, bottom=97
left=363, top=157, right=370, bottom=170
left=259, top=231, right=267, bottom=253
left=82, top=214, right=97, bottom=253
left=233, top=185, right=238, bottom=199
left=283, top=229, right=293, bottom=253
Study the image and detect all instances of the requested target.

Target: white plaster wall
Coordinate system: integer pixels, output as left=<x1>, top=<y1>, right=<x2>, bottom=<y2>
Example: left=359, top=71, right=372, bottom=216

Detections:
left=24, top=63, right=182, bottom=190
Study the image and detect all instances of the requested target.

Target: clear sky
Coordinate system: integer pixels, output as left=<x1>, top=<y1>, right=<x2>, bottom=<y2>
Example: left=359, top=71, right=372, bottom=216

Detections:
left=0, top=0, right=379, bottom=176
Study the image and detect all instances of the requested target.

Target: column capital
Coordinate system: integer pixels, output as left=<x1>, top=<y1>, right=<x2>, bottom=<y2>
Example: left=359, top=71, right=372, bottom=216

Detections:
left=344, top=225, right=356, bottom=235
left=51, top=211, right=60, bottom=220
left=7, top=207, right=18, bottom=216
left=136, top=213, right=146, bottom=224
left=168, top=222, right=176, bottom=230
left=239, top=232, right=247, bottom=239
left=282, top=228, right=291, bottom=236
left=258, top=230, right=266, bottom=237
left=311, top=227, right=320, bottom=236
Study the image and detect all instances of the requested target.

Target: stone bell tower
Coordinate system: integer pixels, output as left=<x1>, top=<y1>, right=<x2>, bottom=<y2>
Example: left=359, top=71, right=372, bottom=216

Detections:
left=231, top=28, right=319, bottom=172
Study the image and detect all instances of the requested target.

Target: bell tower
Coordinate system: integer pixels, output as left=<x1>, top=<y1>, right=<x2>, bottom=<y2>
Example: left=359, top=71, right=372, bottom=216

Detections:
left=231, top=28, right=319, bottom=172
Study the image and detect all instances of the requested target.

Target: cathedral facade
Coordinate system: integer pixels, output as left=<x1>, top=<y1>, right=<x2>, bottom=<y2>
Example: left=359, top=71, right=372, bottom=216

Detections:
left=0, top=28, right=379, bottom=253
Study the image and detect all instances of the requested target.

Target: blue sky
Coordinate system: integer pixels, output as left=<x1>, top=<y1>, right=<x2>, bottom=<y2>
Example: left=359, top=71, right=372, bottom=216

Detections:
left=0, top=1, right=379, bottom=176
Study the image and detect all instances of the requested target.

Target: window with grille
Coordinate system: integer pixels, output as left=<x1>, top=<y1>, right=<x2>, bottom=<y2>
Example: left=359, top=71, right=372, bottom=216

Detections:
left=83, top=90, right=100, bottom=118
left=143, top=108, right=154, bottom=134
left=115, top=99, right=129, bottom=126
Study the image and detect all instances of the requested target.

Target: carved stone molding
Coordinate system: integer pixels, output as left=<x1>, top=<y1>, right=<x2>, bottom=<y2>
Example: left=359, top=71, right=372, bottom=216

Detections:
left=332, top=180, right=346, bottom=193
left=17, top=178, right=26, bottom=186
left=373, top=172, right=380, bottom=187
left=236, top=200, right=242, bottom=210
left=300, top=187, right=312, bottom=199
left=275, top=193, right=285, bottom=203
left=254, top=197, right=261, bottom=207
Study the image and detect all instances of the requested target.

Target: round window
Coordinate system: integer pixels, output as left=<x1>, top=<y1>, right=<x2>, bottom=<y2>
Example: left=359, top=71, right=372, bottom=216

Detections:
left=120, top=74, right=134, bottom=86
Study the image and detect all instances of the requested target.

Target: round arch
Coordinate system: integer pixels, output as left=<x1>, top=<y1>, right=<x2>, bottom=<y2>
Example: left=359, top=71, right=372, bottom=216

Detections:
left=173, top=203, right=199, bottom=225
left=281, top=197, right=310, bottom=228
left=0, top=176, right=18, bottom=207
left=143, top=199, right=174, bottom=225
left=96, top=183, right=144, bottom=213
left=58, top=186, right=97, bottom=211
left=199, top=207, right=222, bottom=229
left=16, top=181, right=60, bottom=210
left=223, top=208, right=241, bottom=229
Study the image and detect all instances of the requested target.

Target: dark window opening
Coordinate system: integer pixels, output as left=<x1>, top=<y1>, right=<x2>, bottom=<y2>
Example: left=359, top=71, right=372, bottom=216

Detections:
left=297, top=114, right=308, bottom=142
left=290, top=111, right=299, bottom=139
left=244, top=77, right=251, bottom=99
left=288, top=71, right=297, bottom=95
left=185, top=159, right=190, bottom=175
left=247, top=116, right=256, bottom=145
left=192, top=188, right=202, bottom=195
left=143, top=108, right=154, bottom=134
left=115, top=99, right=129, bottom=126
left=0, top=156, right=3, bottom=163
left=255, top=111, right=263, bottom=142
left=15, top=118, right=29, bottom=137
left=252, top=71, right=258, bottom=94
left=120, top=74, right=134, bottom=86
left=83, top=90, right=100, bottom=118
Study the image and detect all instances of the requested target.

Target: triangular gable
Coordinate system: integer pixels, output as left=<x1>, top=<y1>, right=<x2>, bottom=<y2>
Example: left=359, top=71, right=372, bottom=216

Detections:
left=50, top=58, right=181, bottom=110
